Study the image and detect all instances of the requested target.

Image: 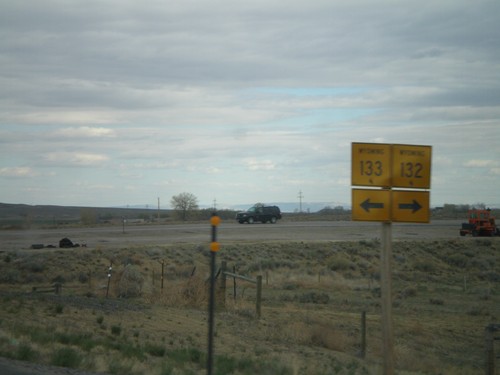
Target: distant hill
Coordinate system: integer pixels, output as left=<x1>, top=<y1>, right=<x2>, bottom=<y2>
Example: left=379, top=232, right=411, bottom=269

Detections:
left=0, top=203, right=84, bottom=220
left=0, top=203, right=172, bottom=227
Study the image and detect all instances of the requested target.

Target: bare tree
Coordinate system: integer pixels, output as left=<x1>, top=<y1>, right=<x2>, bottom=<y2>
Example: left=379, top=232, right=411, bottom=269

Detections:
left=171, top=192, right=199, bottom=221
left=80, top=208, right=97, bottom=225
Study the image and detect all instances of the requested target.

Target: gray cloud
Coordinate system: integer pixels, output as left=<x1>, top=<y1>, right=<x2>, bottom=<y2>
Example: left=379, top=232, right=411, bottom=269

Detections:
left=1, top=1, right=499, bottom=207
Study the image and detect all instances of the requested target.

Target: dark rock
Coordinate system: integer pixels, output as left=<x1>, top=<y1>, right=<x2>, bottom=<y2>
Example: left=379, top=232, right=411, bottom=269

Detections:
left=59, top=238, right=74, bottom=248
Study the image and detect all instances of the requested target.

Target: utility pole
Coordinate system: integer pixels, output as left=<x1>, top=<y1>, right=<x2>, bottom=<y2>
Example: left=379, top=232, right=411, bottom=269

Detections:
left=213, top=198, right=217, bottom=211
left=157, top=197, right=160, bottom=220
left=298, top=191, right=304, bottom=213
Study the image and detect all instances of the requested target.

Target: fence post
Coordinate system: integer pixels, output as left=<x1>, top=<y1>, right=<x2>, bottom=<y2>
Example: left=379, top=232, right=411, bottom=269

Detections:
left=220, top=261, right=227, bottom=308
left=256, top=275, right=262, bottom=318
left=54, top=282, right=61, bottom=295
left=485, top=324, right=495, bottom=375
left=360, top=311, right=366, bottom=358
left=233, top=266, right=237, bottom=299
left=106, top=262, right=112, bottom=299
left=161, top=260, right=165, bottom=294
left=207, top=213, right=221, bottom=375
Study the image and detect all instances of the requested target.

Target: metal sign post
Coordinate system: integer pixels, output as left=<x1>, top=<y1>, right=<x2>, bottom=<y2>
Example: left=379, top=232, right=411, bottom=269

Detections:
left=207, top=213, right=221, bottom=375
left=381, top=222, right=394, bottom=374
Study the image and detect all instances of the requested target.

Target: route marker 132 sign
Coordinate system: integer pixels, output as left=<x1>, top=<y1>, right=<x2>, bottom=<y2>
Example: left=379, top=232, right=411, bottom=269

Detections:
left=351, top=142, right=432, bottom=223
left=391, top=144, right=431, bottom=189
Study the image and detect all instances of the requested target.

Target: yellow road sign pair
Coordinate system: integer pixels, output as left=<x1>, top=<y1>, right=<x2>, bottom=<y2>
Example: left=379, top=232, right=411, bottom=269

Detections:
left=352, top=189, right=430, bottom=223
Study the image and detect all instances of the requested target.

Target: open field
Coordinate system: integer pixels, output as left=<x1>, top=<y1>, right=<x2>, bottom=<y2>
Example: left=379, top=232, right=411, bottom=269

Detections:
left=0, top=222, right=499, bottom=374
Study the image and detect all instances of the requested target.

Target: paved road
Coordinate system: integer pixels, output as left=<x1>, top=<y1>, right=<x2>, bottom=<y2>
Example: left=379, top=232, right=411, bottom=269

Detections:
left=0, top=220, right=465, bottom=251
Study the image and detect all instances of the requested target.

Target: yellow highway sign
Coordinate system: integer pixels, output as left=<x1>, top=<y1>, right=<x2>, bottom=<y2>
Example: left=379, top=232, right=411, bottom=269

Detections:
left=352, top=143, right=391, bottom=187
left=391, top=190, right=430, bottom=223
left=391, top=144, right=432, bottom=189
left=352, top=189, right=391, bottom=222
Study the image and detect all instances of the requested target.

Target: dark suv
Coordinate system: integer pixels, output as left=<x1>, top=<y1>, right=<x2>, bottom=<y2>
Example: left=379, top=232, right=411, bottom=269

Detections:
left=236, top=205, right=282, bottom=224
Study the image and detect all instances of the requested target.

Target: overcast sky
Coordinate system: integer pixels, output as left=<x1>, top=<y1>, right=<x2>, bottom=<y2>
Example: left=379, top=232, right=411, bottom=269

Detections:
left=1, top=0, right=499, bottom=210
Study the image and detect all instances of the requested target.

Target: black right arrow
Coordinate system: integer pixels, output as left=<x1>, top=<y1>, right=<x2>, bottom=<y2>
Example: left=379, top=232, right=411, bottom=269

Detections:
left=398, top=200, right=422, bottom=213
left=360, top=198, right=384, bottom=213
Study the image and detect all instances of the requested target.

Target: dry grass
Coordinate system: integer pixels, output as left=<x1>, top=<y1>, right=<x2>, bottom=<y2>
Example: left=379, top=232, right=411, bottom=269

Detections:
left=0, top=239, right=499, bottom=374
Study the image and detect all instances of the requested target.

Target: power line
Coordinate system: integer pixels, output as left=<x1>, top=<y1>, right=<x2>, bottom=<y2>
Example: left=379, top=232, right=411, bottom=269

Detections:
left=298, top=191, right=304, bottom=212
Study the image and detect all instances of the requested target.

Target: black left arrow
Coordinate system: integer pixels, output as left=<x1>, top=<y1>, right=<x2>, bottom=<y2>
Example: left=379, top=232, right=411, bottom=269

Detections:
left=398, top=200, right=422, bottom=213
left=360, top=199, right=384, bottom=213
